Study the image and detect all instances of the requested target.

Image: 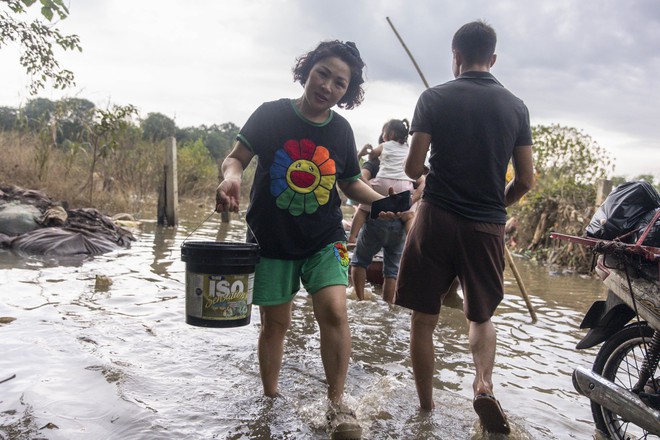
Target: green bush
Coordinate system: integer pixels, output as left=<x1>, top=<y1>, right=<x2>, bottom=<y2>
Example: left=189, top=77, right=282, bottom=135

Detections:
left=509, top=124, right=615, bottom=272
left=177, top=139, right=217, bottom=196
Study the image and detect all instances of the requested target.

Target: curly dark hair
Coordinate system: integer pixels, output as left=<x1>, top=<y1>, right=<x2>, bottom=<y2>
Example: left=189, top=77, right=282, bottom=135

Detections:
left=292, top=40, right=366, bottom=110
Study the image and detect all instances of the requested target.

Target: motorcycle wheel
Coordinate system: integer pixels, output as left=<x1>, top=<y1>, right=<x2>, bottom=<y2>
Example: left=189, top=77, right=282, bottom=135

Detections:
left=591, top=322, right=657, bottom=439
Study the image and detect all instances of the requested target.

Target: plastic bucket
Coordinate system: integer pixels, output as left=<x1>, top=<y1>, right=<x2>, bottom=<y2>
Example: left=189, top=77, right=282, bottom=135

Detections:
left=181, top=241, right=260, bottom=328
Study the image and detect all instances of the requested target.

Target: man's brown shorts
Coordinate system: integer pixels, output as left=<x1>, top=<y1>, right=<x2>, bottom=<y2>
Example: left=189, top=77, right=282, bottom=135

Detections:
left=395, top=201, right=505, bottom=323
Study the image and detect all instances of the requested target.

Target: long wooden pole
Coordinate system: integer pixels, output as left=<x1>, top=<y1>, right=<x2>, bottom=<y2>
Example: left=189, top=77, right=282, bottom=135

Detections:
left=505, top=246, right=537, bottom=321
left=386, top=16, right=537, bottom=321
left=386, top=17, right=430, bottom=89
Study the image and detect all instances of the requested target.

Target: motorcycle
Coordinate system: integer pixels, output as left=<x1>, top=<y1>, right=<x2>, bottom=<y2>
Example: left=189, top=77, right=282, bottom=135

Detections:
left=552, top=210, right=660, bottom=439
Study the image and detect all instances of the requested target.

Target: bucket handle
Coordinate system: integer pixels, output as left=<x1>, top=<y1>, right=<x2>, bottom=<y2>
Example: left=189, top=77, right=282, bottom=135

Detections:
left=182, top=209, right=259, bottom=247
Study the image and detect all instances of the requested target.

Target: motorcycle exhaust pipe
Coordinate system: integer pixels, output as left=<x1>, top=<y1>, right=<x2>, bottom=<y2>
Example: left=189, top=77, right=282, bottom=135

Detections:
left=573, top=366, right=660, bottom=435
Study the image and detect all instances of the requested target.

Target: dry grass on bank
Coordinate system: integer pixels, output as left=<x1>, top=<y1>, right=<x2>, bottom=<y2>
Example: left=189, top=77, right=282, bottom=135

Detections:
left=0, top=131, right=166, bottom=218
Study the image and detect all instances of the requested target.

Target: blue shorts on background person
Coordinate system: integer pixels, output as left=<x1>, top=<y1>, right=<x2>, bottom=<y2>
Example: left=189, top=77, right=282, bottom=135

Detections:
left=350, top=217, right=405, bottom=303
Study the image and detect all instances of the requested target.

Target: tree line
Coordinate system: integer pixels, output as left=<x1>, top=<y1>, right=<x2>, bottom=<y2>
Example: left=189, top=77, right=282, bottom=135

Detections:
left=0, top=97, right=239, bottom=215
left=0, top=98, right=239, bottom=160
left=1, top=97, right=659, bottom=271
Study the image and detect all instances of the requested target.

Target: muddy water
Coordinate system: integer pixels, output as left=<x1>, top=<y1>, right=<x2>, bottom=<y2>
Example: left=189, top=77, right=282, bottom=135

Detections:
left=0, top=209, right=606, bottom=439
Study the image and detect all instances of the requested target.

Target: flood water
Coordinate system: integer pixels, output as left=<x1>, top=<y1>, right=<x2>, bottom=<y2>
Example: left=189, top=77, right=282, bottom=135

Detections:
left=0, top=206, right=609, bottom=439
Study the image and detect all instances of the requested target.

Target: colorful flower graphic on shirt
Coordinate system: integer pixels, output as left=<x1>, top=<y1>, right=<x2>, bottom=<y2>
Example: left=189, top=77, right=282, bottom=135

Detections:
left=333, top=242, right=349, bottom=267
left=270, top=139, right=336, bottom=216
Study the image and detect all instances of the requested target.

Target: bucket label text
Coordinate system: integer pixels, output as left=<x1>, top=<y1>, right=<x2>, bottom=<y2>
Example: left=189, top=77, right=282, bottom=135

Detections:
left=185, top=272, right=254, bottom=321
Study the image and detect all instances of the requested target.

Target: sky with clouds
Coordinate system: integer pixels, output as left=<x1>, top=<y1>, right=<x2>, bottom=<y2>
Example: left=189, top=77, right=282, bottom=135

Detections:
left=1, top=0, right=659, bottom=178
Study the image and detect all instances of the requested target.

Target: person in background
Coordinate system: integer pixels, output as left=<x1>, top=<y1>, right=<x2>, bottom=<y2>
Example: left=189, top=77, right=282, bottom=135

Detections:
left=347, top=119, right=418, bottom=244
left=215, top=40, right=390, bottom=440
left=357, top=141, right=380, bottom=182
left=349, top=164, right=427, bottom=305
left=342, top=139, right=381, bottom=233
left=394, top=21, right=534, bottom=434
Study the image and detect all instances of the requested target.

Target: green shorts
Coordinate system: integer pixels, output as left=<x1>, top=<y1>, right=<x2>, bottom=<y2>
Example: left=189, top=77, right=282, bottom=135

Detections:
left=253, top=241, right=350, bottom=306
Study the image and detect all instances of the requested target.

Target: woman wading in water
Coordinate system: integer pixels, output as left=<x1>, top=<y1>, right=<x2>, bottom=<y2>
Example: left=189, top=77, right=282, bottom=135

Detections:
left=215, top=40, right=390, bottom=439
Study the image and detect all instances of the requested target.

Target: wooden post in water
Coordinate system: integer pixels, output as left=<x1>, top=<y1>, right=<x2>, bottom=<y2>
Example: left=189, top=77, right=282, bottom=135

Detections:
left=157, top=136, right=178, bottom=226
left=595, top=179, right=613, bottom=207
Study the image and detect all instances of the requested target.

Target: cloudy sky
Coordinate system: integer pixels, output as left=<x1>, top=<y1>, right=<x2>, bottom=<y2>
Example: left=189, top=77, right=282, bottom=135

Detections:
left=1, top=0, right=659, bottom=178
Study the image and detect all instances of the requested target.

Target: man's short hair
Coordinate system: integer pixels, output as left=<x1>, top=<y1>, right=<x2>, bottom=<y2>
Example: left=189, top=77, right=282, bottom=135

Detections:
left=452, top=21, right=497, bottom=66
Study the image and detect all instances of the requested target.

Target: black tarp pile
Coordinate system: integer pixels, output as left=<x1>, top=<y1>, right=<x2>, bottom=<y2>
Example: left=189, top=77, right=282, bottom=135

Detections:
left=0, top=185, right=135, bottom=256
left=586, top=181, right=660, bottom=246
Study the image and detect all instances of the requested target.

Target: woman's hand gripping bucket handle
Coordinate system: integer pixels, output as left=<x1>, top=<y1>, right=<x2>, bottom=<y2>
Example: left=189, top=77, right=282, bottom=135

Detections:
left=181, top=207, right=259, bottom=248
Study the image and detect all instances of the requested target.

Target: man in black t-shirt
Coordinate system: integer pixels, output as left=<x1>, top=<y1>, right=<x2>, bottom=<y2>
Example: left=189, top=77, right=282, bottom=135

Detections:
left=395, top=21, right=535, bottom=434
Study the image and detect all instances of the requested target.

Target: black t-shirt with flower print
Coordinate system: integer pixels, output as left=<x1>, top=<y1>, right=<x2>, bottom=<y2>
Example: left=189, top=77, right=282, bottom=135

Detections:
left=237, top=98, right=361, bottom=260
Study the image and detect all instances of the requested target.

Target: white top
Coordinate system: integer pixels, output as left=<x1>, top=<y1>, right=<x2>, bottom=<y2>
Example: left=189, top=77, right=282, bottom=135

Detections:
left=378, top=140, right=413, bottom=181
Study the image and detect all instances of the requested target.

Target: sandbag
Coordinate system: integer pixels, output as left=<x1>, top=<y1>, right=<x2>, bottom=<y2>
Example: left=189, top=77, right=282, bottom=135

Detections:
left=0, top=185, right=135, bottom=258
left=586, top=181, right=660, bottom=240
left=9, top=227, right=121, bottom=256
left=0, top=203, right=41, bottom=235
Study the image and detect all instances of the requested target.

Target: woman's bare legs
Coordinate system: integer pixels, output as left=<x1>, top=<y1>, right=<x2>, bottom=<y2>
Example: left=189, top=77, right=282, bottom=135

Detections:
left=312, top=284, right=352, bottom=403
left=258, top=302, right=293, bottom=397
